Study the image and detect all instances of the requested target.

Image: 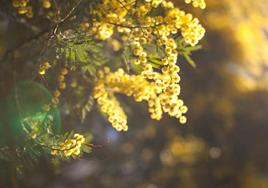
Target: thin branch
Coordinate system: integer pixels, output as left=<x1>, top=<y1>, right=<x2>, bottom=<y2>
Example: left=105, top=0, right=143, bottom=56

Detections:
left=57, top=0, right=83, bottom=24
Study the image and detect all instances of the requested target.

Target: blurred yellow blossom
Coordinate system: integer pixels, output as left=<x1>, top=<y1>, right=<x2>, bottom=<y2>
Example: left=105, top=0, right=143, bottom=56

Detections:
left=206, top=0, right=268, bottom=91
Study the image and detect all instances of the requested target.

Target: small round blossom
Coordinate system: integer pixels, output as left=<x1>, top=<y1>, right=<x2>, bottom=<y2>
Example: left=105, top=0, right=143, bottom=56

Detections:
left=185, top=0, right=206, bottom=9
left=38, top=62, right=51, bottom=75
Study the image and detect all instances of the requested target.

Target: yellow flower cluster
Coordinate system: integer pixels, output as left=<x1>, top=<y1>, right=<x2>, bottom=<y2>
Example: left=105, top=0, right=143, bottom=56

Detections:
left=11, top=0, right=51, bottom=18
left=165, top=8, right=206, bottom=46
left=91, top=0, right=205, bottom=46
left=51, top=133, right=85, bottom=157
left=93, top=67, right=188, bottom=131
left=91, top=0, right=130, bottom=40
left=185, top=0, right=206, bottom=9
left=90, top=0, right=205, bottom=131
left=93, top=68, right=128, bottom=131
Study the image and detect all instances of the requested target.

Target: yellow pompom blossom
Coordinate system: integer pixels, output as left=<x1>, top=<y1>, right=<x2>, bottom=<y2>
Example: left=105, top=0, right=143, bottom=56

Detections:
left=51, top=133, right=86, bottom=157
left=185, top=0, right=206, bottom=9
left=91, top=0, right=206, bottom=131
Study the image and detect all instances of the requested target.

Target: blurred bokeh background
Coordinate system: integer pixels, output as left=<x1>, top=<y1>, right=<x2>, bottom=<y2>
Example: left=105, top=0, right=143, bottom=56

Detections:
left=1, top=0, right=268, bottom=187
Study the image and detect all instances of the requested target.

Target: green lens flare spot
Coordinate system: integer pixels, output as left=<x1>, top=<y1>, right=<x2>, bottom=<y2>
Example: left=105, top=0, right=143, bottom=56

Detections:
left=2, top=81, right=61, bottom=145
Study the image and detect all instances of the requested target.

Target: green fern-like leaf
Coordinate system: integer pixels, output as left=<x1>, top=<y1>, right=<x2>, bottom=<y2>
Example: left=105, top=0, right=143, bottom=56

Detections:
left=56, top=30, right=107, bottom=75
